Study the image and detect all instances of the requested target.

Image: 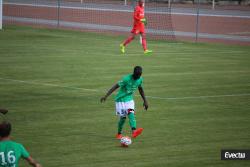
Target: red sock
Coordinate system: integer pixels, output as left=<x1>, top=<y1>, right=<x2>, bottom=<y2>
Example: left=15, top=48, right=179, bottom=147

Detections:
left=124, top=36, right=134, bottom=46
left=142, top=37, right=147, bottom=51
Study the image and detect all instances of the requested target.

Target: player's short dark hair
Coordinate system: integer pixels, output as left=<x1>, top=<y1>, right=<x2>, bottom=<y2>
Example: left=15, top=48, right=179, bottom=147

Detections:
left=134, top=66, right=142, bottom=74
left=0, top=121, right=11, bottom=138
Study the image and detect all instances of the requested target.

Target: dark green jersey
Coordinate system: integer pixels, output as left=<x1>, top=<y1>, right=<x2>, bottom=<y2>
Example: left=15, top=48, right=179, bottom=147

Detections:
left=0, top=140, right=30, bottom=167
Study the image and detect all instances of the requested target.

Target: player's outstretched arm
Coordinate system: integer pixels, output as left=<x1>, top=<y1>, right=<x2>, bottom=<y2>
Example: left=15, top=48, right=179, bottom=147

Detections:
left=100, top=83, right=119, bottom=102
left=138, top=86, right=148, bottom=110
left=25, top=156, right=42, bottom=167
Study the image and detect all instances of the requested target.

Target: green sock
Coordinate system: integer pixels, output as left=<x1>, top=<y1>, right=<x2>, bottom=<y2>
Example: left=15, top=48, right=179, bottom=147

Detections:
left=118, top=117, right=126, bottom=134
left=128, top=112, right=136, bottom=130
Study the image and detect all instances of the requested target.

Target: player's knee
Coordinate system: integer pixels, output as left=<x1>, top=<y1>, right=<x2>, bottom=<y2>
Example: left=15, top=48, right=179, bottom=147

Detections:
left=127, top=109, right=134, bottom=115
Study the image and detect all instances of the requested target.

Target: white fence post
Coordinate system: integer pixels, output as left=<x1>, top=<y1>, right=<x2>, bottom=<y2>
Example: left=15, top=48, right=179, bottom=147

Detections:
left=0, top=0, right=2, bottom=29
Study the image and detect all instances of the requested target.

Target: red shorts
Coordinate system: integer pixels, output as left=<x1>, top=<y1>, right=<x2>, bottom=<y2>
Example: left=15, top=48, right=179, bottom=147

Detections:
left=131, top=24, right=145, bottom=34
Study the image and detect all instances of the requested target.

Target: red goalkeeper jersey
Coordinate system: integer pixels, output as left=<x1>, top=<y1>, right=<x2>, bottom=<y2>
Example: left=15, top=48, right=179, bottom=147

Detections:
left=131, top=5, right=145, bottom=34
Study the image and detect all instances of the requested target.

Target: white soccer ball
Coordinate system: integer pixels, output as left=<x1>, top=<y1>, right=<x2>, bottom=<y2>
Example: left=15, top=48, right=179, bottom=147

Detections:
left=120, top=136, right=132, bottom=147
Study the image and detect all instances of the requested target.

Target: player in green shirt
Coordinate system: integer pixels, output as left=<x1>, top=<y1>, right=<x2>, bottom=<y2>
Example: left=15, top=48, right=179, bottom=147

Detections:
left=0, top=121, right=41, bottom=167
left=101, top=66, right=149, bottom=139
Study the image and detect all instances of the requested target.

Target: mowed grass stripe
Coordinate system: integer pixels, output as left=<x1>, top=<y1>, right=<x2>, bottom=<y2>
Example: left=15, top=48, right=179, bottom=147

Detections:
left=0, top=77, right=250, bottom=101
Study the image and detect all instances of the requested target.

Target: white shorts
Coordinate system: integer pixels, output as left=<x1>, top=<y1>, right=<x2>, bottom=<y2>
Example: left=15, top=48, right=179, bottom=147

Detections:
left=115, top=100, right=135, bottom=117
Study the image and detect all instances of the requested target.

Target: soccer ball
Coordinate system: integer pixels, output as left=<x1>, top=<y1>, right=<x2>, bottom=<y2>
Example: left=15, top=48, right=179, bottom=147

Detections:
left=120, top=136, right=132, bottom=147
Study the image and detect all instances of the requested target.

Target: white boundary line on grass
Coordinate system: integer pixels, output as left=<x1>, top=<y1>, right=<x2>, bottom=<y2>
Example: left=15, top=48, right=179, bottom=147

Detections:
left=0, top=77, right=99, bottom=92
left=145, top=94, right=250, bottom=100
left=1, top=77, right=250, bottom=100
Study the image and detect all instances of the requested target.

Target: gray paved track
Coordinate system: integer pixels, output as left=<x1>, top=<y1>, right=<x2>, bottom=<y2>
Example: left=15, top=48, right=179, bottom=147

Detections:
left=4, top=16, right=250, bottom=42
left=4, top=0, right=250, bottom=17
left=3, top=0, right=250, bottom=43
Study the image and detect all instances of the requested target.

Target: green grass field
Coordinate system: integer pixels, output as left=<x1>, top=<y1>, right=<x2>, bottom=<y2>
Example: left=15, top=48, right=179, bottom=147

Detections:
left=0, top=25, right=250, bottom=167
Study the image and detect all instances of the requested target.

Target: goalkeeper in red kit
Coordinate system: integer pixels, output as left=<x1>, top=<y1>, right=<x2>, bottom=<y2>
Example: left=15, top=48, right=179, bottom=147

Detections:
left=120, top=0, right=152, bottom=54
